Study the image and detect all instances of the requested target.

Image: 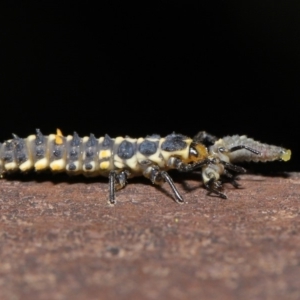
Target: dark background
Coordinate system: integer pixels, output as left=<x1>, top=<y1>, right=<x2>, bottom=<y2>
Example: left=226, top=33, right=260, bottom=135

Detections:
left=2, top=1, right=300, bottom=171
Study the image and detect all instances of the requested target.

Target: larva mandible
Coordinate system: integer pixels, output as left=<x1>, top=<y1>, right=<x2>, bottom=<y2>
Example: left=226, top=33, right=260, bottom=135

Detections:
left=0, top=129, right=291, bottom=204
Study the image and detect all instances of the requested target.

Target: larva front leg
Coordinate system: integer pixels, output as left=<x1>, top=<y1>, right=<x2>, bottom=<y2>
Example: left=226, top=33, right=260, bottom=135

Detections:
left=199, top=160, right=226, bottom=199
left=201, top=144, right=261, bottom=198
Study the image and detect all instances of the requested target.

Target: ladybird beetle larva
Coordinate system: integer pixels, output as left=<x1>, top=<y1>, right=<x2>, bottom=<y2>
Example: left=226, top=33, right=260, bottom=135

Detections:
left=0, top=129, right=291, bottom=204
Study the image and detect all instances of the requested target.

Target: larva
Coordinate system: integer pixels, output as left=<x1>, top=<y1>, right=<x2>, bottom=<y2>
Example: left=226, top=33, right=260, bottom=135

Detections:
left=0, top=129, right=291, bottom=203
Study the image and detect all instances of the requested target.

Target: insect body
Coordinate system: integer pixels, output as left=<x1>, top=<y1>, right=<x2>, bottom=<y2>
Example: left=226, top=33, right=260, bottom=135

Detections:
left=0, top=129, right=291, bottom=204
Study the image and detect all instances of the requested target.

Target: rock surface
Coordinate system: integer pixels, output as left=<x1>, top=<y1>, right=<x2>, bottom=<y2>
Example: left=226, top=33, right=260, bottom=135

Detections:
left=0, top=172, right=299, bottom=300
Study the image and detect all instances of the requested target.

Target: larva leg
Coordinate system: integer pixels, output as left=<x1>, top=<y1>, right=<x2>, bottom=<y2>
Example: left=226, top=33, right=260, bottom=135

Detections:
left=201, top=144, right=261, bottom=198
left=108, top=170, right=130, bottom=204
left=144, top=165, right=184, bottom=203
left=109, top=171, right=117, bottom=204
left=218, top=145, right=261, bottom=189
left=223, top=169, right=240, bottom=188
left=216, top=144, right=261, bottom=190
left=205, top=176, right=227, bottom=199
left=160, top=171, right=184, bottom=203
left=115, top=170, right=130, bottom=190
left=201, top=163, right=229, bottom=199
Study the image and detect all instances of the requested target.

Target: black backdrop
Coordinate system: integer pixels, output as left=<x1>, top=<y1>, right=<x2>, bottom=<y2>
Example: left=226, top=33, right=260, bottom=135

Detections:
left=2, top=1, right=300, bottom=171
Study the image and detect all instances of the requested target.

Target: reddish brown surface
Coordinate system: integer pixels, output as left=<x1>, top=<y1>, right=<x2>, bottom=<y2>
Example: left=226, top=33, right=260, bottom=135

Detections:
left=0, top=173, right=300, bottom=300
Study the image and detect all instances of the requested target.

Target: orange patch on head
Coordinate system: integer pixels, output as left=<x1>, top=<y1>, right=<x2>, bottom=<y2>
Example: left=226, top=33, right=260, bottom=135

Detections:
left=191, top=144, right=208, bottom=162
left=182, top=143, right=208, bottom=164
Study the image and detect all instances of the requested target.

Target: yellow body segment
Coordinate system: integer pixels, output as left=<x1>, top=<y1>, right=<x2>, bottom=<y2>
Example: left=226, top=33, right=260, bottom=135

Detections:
left=4, top=162, right=18, bottom=171
left=34, top=158, right=49, bottom=171
left=100, top=161, right=110, bottom=170
left=99, top=150, right=111, bottom=159
left=50, top=159, right=66, bottom=171
left=19, top=160, right=33, bottom=172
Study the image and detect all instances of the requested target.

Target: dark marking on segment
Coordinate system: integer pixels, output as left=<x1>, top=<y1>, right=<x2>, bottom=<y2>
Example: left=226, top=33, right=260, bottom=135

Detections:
left=68, top=133, right=81, bottom=161
left=117, top=140, right=134, bottom=159
left=71, top=132, right=81, bottom=147
left=36, top=148, right=44, bottom=158
left=34, top=129, right=46, bottom=159
left=102, top=134, right=112, bottom=148
left=161, top=134, right=187, bottom=152
left=3, top=142, right=14, bottom=162
left=35, top=129, right=44, bottom=145
left=85, top=134, right=98, bottom=158
left=68, top=163, right=76, bottom=171
left=69, top=149, right=78, bottom=158
left=139, top=140, right=157, bottom=156
left=87, top=134, right=97, bottom=147
left=86, top=148, right=94, bottom=157
left=53, top=147, right=62, bottom=158
left=13, top=135, right=27, bottom=163
left=85, top=163, right=93, bottom=170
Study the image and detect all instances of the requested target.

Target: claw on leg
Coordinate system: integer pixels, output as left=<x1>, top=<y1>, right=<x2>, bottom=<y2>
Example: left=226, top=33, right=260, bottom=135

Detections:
left=205, top=177, right=227, bottom=199
left=223, top=169, right=240, bottom=188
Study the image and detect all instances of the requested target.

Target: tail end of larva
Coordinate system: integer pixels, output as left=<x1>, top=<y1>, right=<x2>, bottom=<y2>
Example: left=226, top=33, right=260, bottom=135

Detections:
left=280, top=149, right=291, bottom=162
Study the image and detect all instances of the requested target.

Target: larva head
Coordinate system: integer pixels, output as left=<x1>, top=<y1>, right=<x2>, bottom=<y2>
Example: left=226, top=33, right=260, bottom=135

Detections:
left=209, top=135, right=292, bottom=164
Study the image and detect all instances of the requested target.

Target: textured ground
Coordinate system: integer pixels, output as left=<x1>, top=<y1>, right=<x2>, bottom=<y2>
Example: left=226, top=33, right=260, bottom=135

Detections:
left=0, top=172, right=300, bottom=300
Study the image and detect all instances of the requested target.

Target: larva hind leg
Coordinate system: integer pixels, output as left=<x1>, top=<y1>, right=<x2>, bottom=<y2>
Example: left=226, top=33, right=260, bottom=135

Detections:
left=143, top=165, right=184, bottom=203
left=108, top=170, right=130, bottom=204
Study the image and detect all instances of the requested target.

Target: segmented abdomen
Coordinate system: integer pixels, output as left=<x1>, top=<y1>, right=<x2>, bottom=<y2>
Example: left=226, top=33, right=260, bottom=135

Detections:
left=0, top=130, right=192, bottom=177
left=220, top=135, right=291, bottom=163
